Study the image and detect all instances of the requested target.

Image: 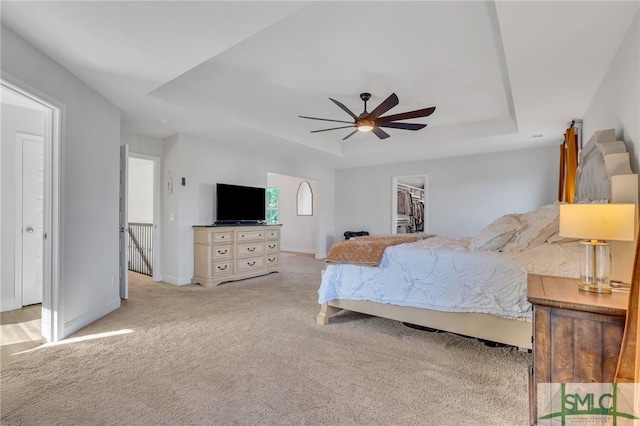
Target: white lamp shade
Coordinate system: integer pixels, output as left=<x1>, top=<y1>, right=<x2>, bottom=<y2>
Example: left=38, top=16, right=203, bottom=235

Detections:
left=559, top=203, right=636, bottom=241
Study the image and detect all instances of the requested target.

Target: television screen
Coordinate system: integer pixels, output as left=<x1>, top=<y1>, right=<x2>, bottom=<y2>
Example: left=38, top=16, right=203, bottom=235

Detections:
left=216, top=183, right=266, bottom=224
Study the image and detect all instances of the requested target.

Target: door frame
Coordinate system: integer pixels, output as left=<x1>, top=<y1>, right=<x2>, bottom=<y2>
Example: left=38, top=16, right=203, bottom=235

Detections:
left=128, top=152, right=162, bottom=282
left=14, top=133, right=45, bottom=307
left=391, top=174, right=428, bottom=234
left=2, top=78, right=62, bottom=342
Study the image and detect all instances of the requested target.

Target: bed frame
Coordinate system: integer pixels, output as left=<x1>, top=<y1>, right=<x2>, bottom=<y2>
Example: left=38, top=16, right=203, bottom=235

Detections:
left=317, top=128, right=638, bottom=349
left=317, top=299, right=533, bottom=348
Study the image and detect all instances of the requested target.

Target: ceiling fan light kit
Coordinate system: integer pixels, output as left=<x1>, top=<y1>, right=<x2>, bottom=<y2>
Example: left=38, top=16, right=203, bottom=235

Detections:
left=356, top=120, right=374, bottom=132
left=299, top=92, right=436, bottom=140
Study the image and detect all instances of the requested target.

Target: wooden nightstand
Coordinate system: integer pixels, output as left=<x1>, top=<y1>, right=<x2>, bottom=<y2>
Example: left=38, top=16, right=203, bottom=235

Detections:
left=527, top=274, right=629, bottom=425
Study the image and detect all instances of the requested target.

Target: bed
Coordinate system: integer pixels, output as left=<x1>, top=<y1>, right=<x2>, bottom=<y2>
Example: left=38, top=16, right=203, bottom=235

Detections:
left=316, top=128, right=638, bottom=349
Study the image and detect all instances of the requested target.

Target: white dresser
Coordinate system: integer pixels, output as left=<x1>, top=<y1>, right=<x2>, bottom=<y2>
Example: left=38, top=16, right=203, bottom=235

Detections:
left=192, top=224, right=282, bottom=287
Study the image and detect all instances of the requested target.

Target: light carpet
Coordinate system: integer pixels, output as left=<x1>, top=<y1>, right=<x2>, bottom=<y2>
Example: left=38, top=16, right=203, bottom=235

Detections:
left=1, top=254, right=530, bottom=425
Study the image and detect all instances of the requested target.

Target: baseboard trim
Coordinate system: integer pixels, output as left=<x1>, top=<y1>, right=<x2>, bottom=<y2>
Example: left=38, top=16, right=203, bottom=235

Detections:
left=1, top=298, right=17, bottom=312
left=161, top=274, right=192, bottom=286
left=281, top=247, right=316, bottom=255
left=64, top=297, right=121, bottom=338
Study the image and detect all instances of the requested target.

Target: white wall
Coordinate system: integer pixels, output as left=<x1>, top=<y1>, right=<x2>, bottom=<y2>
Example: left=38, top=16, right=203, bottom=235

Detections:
left=161, top=134, right=181, bottom=284
left=1, top=104, right=44, bottom=310
left=581, top=11, right=639, bottom=284
left=128, top=158, right=154, bottom=223
left=582, top=11, right=639, bottom=172
left=267, top=173, right=318, bottom=254
left=333, top=12, right=640, bottom=245
left=161, top=133, right=335, bottom=284
left=121, top=131, right=164, bottom=158
left=2, top=26, right=121, bottom=337
left=335, top=145, right=559, bottom=239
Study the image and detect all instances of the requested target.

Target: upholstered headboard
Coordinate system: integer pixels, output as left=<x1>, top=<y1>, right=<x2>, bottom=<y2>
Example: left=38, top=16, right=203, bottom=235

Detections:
left=576, top=128, right=639, bottom=283
left=576, top=128, right=637, bottom=203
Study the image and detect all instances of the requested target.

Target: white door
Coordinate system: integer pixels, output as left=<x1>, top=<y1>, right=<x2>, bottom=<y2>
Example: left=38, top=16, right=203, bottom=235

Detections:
left=17, top=135, right=44, bottom=306
left=119, top=145, right=129, bottom=299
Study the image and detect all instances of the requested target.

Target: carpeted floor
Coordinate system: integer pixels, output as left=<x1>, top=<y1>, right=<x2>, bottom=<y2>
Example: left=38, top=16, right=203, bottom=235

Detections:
left=0, top=253, right=531, bottom=425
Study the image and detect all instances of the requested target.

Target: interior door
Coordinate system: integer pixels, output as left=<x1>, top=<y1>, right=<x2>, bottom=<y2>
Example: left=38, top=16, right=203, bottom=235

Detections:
left=18, top=135, right=45, bottom=306
left=119, top=145, right=129, bottom=299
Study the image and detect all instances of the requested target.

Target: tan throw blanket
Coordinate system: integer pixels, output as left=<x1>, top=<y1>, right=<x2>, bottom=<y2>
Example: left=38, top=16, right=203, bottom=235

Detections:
left=326, top=235, right=430, bottom=266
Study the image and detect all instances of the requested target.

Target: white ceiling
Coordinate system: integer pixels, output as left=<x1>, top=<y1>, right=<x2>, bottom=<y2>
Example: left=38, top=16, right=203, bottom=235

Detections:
left=2, top=1, right=638, bottom=168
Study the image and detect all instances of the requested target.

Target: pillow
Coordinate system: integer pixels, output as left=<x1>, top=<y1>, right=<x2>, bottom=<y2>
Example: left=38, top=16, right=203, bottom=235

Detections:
left=546, top=231, right=581, bottom=244
left=469, top=214, right=523, bottom=251
left=546, top=198, right=609, bottom=244
left=503, top=204, right=560, bottom=251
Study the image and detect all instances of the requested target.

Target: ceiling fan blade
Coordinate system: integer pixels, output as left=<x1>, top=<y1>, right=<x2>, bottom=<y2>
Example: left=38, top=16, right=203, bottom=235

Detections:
left=378, top=122, right=427, bottom=131
left=299, top=115, right=354, bottom=124
left=377, top=106, right=436, bottom=123
left=342, top=130, right=358, bottom=140
left=329, top=97, right=359, bottom=120
left=371, top=127, right=390, bottom=140
left=310, top=125, right=355, bottom=133
left=367, top=93, right=399, bottom=120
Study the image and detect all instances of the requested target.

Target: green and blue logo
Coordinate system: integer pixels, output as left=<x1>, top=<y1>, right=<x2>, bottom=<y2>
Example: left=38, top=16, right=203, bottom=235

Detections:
left=538, top=383, right=639, bottom=425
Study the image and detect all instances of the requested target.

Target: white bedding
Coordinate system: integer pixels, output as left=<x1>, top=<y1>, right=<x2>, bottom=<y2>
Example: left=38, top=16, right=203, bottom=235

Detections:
left=317, top=236, right=580, bottom=320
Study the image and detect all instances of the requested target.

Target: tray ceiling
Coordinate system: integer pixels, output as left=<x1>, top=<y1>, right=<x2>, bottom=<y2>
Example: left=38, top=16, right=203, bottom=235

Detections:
left=2, top=1, right=637, bottom=168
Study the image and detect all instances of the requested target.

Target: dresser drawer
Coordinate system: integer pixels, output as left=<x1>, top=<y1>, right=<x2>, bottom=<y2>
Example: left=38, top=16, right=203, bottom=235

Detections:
left=266, top=229, right=280, bottom=239
left=236, top=230, right=265, bottom=241
left=212, top=260, right=232, bottom=276
left=212, top=232, right=233, bottom=243
left=237, top=242, right=265, bottom=257
left=212, top=245, right=232, bottom=259
left=266, top=254, right=279, bottom=268
left=236, top=257, right=265, bottom=272
left=266, top=241, right=279, bottom=252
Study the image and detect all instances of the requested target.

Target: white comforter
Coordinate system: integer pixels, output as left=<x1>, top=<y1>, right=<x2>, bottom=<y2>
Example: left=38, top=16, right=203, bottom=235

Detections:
left=317, top=236, right=580, bottom=320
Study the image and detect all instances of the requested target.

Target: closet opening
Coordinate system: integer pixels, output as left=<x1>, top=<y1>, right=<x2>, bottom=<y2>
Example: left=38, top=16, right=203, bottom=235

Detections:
left=392, top=175, right=427, bottom=234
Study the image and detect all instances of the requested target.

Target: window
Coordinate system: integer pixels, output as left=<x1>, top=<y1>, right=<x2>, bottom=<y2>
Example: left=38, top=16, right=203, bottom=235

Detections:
left=266, top=187, right=279, bottom=224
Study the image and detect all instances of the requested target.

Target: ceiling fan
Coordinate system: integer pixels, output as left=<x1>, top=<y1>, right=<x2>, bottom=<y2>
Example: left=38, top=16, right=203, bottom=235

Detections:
left=299, top=92, right=436, bottom=140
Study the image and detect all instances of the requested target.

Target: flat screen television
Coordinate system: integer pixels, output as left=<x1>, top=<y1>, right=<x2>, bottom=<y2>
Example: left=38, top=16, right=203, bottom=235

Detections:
left=215, top=183, right=266, bottom=224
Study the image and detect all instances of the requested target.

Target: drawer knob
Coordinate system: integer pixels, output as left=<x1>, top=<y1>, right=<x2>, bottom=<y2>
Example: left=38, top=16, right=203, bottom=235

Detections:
left=268, top=244, right=276, bottom=249
left=247, top=247, right=256, bottom=252
left=247, top=261, right=256, bottom=266
left=217, top=265, right=228, bottom=271
left=217, top=249, right=228, bottom=255
left=268, top=257, right=276, bottom=262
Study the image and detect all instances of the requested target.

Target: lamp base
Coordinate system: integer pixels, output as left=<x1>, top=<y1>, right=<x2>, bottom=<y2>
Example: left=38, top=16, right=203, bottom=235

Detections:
left=578, top=240, right=612, bottom=294
left=578, top=282, right=612, bottom=294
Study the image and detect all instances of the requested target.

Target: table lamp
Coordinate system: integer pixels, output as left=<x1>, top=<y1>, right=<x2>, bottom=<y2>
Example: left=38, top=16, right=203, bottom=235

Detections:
left=559, top=203, right=636, bottom=294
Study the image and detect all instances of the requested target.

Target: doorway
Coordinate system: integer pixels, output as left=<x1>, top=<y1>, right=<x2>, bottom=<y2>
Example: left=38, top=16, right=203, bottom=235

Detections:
left=127, top=154, right=160, bottom=281
left=1, top=79, right=61, bottom=342
left=391, top=175, right=427, bottom=234
left=266, top=173, right=318, bottom=256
